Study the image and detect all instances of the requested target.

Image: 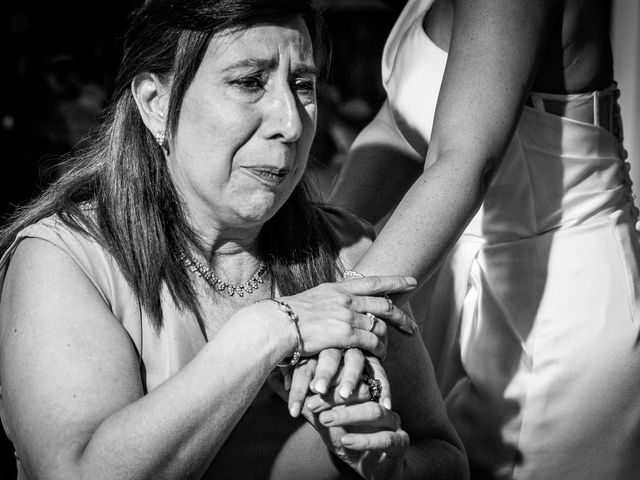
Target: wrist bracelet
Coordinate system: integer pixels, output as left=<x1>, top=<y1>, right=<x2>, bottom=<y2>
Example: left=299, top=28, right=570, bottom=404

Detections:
left=265, top=298, right=303, bottom=367
left=343, top=269, right=365, bottom=279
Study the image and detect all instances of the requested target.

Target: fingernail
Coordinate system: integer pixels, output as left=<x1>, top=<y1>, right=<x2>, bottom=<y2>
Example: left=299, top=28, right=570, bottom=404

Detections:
left=341, top=435, right=354, bottom=446
left=404, top=276, right=417, bottom=286
left=410, top=320, right=418, bottom=334
left=383, top=397, right=392, bottom=410
left=314, top=379, right=328, bottom=395
left=339, top=383, right=353, bottom=399
left=289, top=401, right=301, bottom=418
left=319, top=411, right=335, bottom=425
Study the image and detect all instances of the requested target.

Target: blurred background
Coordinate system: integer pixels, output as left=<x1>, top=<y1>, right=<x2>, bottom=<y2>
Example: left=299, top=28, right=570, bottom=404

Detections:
left=0, top=1, right=638, bottom=478
left=0, top=0, right=406, bottom=225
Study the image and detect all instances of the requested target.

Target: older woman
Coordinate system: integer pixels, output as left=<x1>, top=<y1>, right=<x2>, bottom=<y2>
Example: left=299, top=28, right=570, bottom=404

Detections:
left=0, top=1, right=468, bottom=479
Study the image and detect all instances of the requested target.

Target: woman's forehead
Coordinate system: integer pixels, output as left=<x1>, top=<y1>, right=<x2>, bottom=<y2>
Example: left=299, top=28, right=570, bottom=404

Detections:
left=205, top=18, right=315, bottom=70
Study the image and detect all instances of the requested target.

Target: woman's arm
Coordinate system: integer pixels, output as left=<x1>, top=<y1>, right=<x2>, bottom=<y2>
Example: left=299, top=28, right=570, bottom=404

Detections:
left=0, top=238, right=294, bottom=480
left=339, top=0, right=560, bottom=285
left=0, top=238, right=415, bottom=480
left=381, top=316, right=469, bottom=478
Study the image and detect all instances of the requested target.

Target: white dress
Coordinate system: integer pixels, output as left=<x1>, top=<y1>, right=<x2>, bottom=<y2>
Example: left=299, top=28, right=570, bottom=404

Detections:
left=382, top=0, right=640, bottom=478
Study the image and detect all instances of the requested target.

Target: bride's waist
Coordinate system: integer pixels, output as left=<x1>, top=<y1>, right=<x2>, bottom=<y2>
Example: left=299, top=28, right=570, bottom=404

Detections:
left=465, top=182, right=634, bottom=240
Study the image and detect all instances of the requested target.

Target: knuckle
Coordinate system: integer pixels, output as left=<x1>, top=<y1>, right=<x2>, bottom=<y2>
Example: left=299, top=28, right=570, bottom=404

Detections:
left=338, top=309, right=355, bottom=324
left=353, top=435, right=370, bottom=450
left=340, top=319, right=356, bottom=335
left=381, top=431, right=395, bottom=449
left=366, top=402, right=385, bottom=419
left=335, top=293, right=352, bottom=308
left=334, top=405, right=350, bottom=422
left=320, top=348, right=342, bottom=362
left=365, top=277, right=382, bottom=291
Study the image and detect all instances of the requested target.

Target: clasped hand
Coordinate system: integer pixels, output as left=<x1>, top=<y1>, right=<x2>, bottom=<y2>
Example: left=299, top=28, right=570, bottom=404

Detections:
left=268, top=275, right=417, bottom=478
left=269, top=352, right=410, bottom=479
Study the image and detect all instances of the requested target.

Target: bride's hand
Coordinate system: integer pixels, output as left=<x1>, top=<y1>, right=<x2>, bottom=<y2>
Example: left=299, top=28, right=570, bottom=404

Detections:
left=284, top=350, right=391, bottom=417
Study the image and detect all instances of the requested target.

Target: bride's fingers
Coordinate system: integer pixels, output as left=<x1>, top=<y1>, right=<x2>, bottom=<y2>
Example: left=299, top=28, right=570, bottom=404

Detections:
left=288, top=357, right=317, bottom=417
left=305, top=382, right=371, bottom=413
left=305, top=356, right=391, bottom=413
left=336, top=348, right=366, bottom=399
left=310, top=348, right=342, bottom=395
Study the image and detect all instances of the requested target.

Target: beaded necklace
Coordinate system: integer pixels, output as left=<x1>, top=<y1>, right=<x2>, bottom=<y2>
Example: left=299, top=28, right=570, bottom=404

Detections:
left=177, top=251, right=267, bottom=297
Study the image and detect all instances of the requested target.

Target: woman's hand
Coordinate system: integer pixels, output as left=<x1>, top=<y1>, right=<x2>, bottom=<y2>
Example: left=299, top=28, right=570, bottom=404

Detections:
left=282, top=289, right=416, bottom=417
left=274, top=276, right=416, bottom=414
left=273, top=275, right=417, bottom=359
left=268, top=370, right=410, bottom=480
left=316, top=401, right=410, bottom=480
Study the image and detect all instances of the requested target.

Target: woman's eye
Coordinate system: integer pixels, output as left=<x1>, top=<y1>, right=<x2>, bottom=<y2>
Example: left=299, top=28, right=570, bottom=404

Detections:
left=293, top=78, right=316, bottom=97
left=232, top=75, right=265, bottom=92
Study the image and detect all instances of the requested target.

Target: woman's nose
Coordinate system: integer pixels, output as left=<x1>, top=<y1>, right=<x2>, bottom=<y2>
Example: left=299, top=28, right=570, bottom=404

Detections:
left=264, top=85, right=304, bottom=142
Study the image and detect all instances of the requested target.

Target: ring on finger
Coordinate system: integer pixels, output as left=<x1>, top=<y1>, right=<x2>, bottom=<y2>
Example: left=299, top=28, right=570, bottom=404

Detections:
left=366, top=313, right=378, bottom=332
left=362, top=373, right=383, bottom=402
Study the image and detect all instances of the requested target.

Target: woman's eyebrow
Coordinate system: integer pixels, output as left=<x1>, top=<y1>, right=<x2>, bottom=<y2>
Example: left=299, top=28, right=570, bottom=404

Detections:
left=222, top=58, right=277, bottom=73
left=292, top=65, right=320, bottom=77
left=222, top=58, right=318, bottom=77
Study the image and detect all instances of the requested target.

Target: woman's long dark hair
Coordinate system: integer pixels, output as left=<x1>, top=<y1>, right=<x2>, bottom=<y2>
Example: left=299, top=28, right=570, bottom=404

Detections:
left=0, top=0, right=339, bottom=329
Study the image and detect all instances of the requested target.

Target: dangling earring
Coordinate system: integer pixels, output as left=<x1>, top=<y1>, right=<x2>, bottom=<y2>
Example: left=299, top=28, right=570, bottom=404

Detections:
left=156, top=130, right=170, bottom=155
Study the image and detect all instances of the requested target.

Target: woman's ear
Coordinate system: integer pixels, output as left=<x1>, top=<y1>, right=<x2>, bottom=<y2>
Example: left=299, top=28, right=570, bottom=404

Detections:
left=131, top=73, right=170, bottom=137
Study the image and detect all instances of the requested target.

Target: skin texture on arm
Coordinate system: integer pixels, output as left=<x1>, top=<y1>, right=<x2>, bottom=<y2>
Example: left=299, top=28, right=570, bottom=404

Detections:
left=382, top=319, right=469, bottom=479
left=333, top=0, right=560, bottom=287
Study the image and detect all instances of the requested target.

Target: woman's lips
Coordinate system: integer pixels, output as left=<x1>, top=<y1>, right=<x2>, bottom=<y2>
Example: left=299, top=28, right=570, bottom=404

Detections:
left=243, top=167, right=290, bottom=186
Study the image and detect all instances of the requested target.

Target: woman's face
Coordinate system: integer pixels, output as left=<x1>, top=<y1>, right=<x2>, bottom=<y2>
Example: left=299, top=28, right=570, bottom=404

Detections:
left=169, top=16, right=318, bottom=237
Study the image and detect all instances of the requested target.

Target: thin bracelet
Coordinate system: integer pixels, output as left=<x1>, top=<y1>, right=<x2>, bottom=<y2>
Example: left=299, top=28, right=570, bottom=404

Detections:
left=264, top=298, right=303, bottom=367
left=343, top=269, right=364, bottom=279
